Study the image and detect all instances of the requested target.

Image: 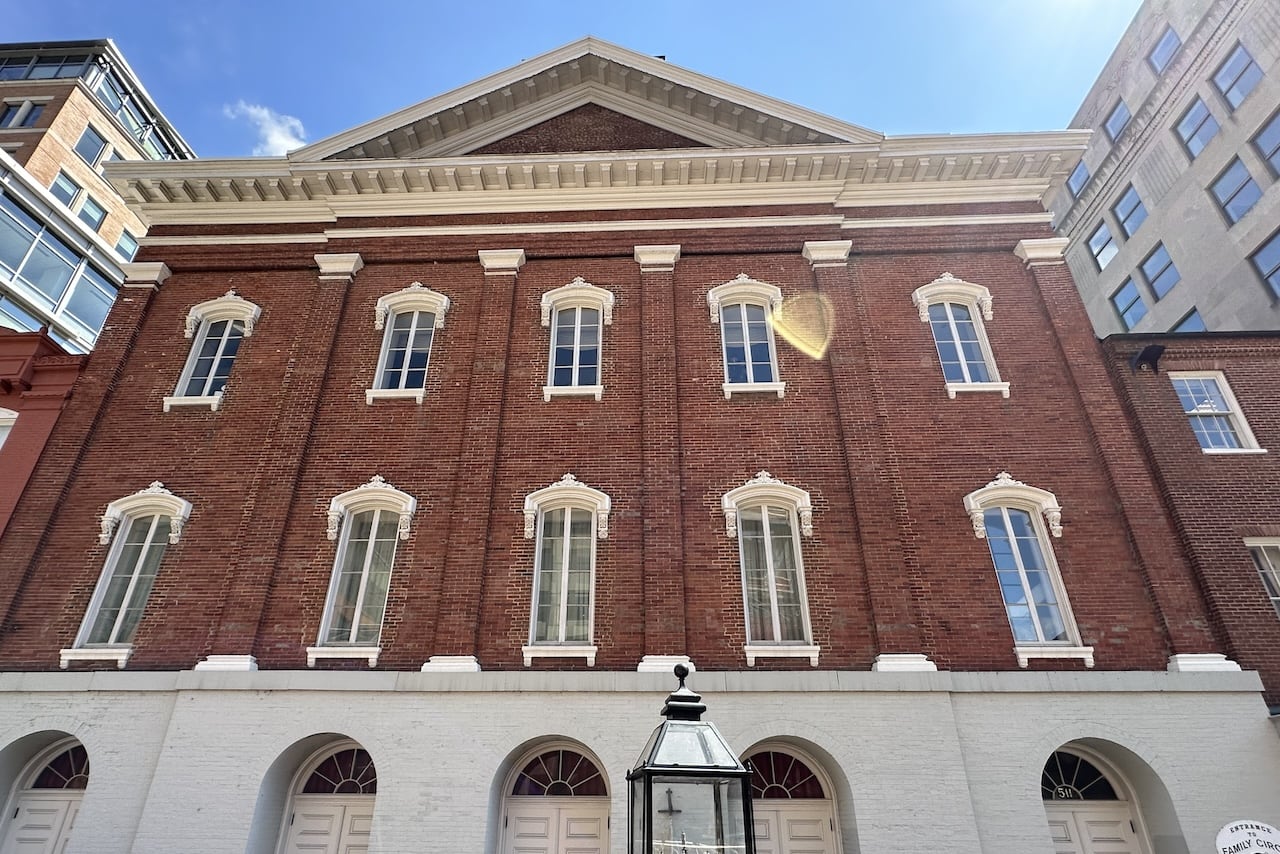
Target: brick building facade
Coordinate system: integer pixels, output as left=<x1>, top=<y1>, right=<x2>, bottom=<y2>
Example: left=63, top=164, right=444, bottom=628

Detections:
left=0, top=38, right=1276, bottom=854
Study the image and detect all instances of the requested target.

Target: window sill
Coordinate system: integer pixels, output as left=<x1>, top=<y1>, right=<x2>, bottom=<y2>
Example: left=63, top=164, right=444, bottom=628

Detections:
left=522, top=644, right=597, bottom=666
left=306, top=645, right=381, bottom=667
left=744, top=644, right=819, bottom=666
left=946, top=381, right=1010, bottom=399
left=1202, top=447, right=1267, bottom=455
left=723, top=381, right=786, bottom=400
left=366, top=387, right=424, bottom=405
left=1015, top=644, right=1094, bottom=668
left=163, top=392, right=222, bottom=413
left=60, top=646, right=131, bottom=669
left=542, top=384, right=603, bottom=402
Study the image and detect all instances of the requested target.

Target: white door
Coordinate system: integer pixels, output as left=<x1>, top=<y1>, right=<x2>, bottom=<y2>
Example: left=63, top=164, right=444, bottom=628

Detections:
left=283, top=796, right=373, bottom=854
left=503, top=798, right=608, bottom=854
left=753, top=804, right=836, bottom=854
left=1045, top=803, right=1141, bottom=854
left=0, top=793, right=81, bottom=854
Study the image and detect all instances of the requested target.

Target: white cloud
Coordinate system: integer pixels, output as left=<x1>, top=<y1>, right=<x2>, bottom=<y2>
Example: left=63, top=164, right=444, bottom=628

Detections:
left=222, top=100, right=307, bottom=156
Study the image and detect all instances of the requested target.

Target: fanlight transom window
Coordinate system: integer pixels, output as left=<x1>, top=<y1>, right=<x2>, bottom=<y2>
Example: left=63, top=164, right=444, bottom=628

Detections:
left=511, top=749, right=607, bottom=797
left=31, top=744, right=90, bottom=790
left=301, top=748, right=378, bottom=795
left=1041, top=751, right=1119, bottom=801
left=747, top=751, right=825, bottom=799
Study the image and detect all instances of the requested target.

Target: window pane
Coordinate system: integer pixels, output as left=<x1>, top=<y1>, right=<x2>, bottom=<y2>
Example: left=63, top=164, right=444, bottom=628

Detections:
left=1212, top=159, right=1261, bottom=224
left=50, top=172, right=80, bottom=207
left=77, top=197, right=107, bottom=231
left=1214, top=44, right=1262, bottom=109
left=534, top=508, right=566, bottom=642
left=1254, top=113, right=1280, bottom=175
left=1251, top=232, right=1280, bottom=299
left=984, top=508, right=1067, bottom=644
left=1110, top=279, right=1146, bottom=330
left=1089, top=223, right=1117, bottom=269
left=64, top=267, right=114, bottom=333
left=1177, top=99, right=1219, bottom=158
left=19, top=233, right=76, bottom=303
left=1148, top=27, right=1181, bottom=73
left=86, top=515, right=170, bottom=645
left=1172, top=310, right=1206, bottom=333
left=1104, top=101, right=1131, bottom=141
left=1112, top=186, right=1147, bottom=238
left=1067, top=160, right=1090, bottom=197
left=1141, top=244, right=1180, bottom=299
left=739, top=507, right=772, bottom=642
left=74, top=126, right=108, bottom=166
left=114, top=230, right=139, bottom=261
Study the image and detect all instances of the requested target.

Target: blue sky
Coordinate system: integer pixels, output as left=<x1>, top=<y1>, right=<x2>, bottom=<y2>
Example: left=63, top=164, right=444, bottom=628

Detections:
left=8, top=0, right=1142, bottom=158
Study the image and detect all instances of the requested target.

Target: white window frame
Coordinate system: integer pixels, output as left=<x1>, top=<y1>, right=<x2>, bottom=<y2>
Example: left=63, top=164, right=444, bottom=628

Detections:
left=963, top=472, right=1093, bottom=668
left=707, top=274, right=785, bottom=399
left=521, top=474, right=610, bottom=666
left=0, top=407, right=15, bottom=452
left=60, top=482, right=192, bottom=669
left=367, top=282, right=450, bottom=404
left=308, top=475, right=416, bottom=667
left=164, top=290, right=261, bottom=413
left=1168, top=371, right=1264, bottom=454
left=1245, top=540, right=1280, bottom=620
left=912, top=273, right=1009, bottom=399
left=722, top=471, right=818, bottom=666
left=540, top=277, right=613, bottom=402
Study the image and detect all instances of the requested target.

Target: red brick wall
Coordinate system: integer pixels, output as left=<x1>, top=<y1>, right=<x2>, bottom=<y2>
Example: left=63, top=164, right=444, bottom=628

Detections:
left=1106, top=335, right=1280, bottom=701
left=469, top=104, right=708, bottom=154
left=0, top=208, right=1219, bottom=674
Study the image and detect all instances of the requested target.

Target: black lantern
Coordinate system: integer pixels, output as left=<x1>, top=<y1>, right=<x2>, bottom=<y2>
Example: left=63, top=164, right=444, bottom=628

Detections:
left=627, top=664, right=755, bottom=854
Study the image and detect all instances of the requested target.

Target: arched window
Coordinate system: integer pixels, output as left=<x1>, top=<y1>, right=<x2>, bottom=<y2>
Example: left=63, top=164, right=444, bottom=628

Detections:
left=164, top=290, right=261, bottom=412
left=367, top=282, right=450, bottom=404
left=522, top=474, right=610, bottom=666
left=963, top=472, right=1092, bottom=668
left=722, top=472, right=817, bottom=666
left=62, top=483, right=192, bottom=669
left=911, top=273, right=1008, bottom=399
left=278, top=742, right=376, bottom=854
left=1042, top=751, right=1119, bottom=801
left=511, top=749, right=607, bottom=797
left=747, top=750, right=825, bottom=799
left=309, top=476, right=416, bottom=667
left=743, top=745, right=839, bottom=854
left=0, top=739, right=89, bottom=853
left=541, top=277, right=614, bottom=402
left=707, top=274, right=785, bottom=399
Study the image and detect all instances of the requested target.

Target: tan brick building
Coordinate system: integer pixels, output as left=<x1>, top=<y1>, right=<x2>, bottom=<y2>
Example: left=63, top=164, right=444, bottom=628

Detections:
left=0, top=37, right=1276, bottom=854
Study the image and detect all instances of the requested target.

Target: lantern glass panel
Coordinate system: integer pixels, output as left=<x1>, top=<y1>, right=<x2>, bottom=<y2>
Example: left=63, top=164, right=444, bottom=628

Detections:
left=649, top=776, right=748, bottom=854
left=651, top=721, right=740, bottom=768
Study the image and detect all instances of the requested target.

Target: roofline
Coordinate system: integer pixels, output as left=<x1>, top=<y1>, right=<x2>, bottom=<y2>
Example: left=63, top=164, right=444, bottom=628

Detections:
left=1103, top=330, right=1280, bottom=344
left=291, top=35, right=883, bottom=161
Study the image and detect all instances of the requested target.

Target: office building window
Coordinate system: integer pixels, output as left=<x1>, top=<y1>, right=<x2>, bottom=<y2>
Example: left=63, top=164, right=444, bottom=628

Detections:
left=1104, top=100, right=1131, bottom=141
left=1254, top=111, right=1280, bottom=176
left=49, top=171, right=81, bottom=207
left=1172, top=309, right=1206, bottom=333
left=1250, top=230, right=1280, bottom=298
left=1067, top=161, right=1090, bottom=198
left=73, top=125, right=109, bottom=168
left=540, top=277, right=614, bottom=402
left=1211, top=158, right=1262, bottom=224
left=1148, top=26, right=1181, bottom=74
left=1141, top=243, right=1181, bottom=299
left=76, top=196, right=106, bottom=232
left=1176, top=98, right=1219, bottom=159
left=1213, top=43, right=1262, bottom=110
left=1112, top=186, right=1147, bottom=238
left=114, top=230, right=138, bottom=261
left=1169, top=372, right=1262, bottom=452
left=1089, top=222, right=1118, bottom=269
left=1111, top=279, right=1147, bottom=330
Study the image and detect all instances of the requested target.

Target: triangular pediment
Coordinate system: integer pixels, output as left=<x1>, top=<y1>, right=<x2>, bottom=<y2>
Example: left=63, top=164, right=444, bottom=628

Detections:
left=291, top=36, right=882, bottom=162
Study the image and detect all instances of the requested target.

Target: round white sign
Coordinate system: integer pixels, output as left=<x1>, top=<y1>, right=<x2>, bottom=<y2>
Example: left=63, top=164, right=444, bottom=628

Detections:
left=1217, top=821, right=1280, bottom=854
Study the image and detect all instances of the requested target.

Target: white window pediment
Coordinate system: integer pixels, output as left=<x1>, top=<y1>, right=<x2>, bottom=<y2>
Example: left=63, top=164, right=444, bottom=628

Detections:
left=912, top=272, right=993, bottom=323
left=375, top=282, right=450, bottom=330
left=706, top=274, right=782, bottom=322
left=523, top=474, right=611, bottom=539
left=98, top=482, right=192, bottom=545
left=722, top=471, right=813, bottom=538
left=327, top=475, right=417, bottom=541
left=183, top=290, right=261, bottom=339
left=541, top=277, right=615, bottom=327
left=963, top=471, right=1062, bottom=539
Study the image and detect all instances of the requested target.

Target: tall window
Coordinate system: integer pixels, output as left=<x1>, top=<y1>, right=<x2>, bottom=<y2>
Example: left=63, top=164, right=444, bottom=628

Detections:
left=1111, top=279, right=1147, bottom=330
left=1213, top=43, right=1262, bottom=110
left=964, top=472, right=1092, bottom=668
left=522, top=474, right=609, bottom=666
left=723, top=472, right=818, bottom=666
left=912, top=273, right=1008, bottom=398
left=1176, top=98, right=1219, bottom=159
left=1111, top=186, right=1147, bottom=238
left=368, top=282, right=449, bottom=404
left=1247, top=542, right=1280, bottom=619
left=62, top=482, right=191, bottom=669
left=540, top=277, right=613, bottom=402
left=1212, top=158, right=1261, bottom=225
left=1147, top=26, right=1181, bottom=74
left=1088, top=223, right=1117, bottom=269
left=309, top=476, right=415, bottom=667
left=165, top=290, right=260, bottom=412
left=1251, top=230, right=1280, bottom=299
left=1104, top=100, right=1131, bottom=141
left=707, top=275, right=785, bottom=399
left=1140, top=243, right=1180, bottom=299
left=1169, top=372, right=1262, bottom=453
left=1067, top=160, right=1090, bottom=198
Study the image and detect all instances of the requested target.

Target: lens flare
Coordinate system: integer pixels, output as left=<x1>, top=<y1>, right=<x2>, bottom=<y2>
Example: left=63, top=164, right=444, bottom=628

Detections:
left=770, top=293, right=835, bottom=360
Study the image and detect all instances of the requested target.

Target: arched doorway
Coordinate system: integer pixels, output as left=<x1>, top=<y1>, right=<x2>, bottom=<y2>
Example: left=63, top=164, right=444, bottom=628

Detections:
left=501, top=745, right=609, bottom=854
left=278, top=742, right=377, bottom=854
left=1042, top=749, right=1144, bottom=854
left=0, top=739, right=89, bottom=854
left=745, top=748, right=837, bottom=854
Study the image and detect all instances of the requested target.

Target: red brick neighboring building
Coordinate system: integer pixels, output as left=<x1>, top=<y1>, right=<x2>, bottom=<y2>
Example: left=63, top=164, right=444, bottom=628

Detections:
left=0, top=37, right=1275, bottom=854
left=0, top=327, right=84, bottom=536
left=1105, top=332, right=1280, bottom=705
